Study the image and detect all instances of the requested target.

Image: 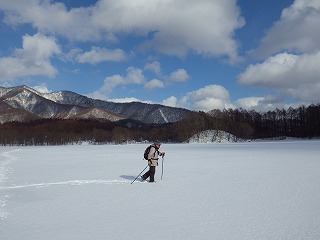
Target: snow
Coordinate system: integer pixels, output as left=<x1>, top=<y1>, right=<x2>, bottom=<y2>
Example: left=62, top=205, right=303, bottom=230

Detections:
left=41, top=91, right=64, bottom=103
left=188, top=129, right=242, bottom=143
left=159, top=109, right=169, bottom=123
left=1, top=141, right=320, bottom=240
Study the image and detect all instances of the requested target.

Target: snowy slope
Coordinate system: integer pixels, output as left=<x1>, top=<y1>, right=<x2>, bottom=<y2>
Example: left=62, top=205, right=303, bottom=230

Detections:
left=0, top=85, right=192, bottom=124
left=188, top=129, right=244, bottom=143
left=1, top=141, right=320, bottom=240
left=0, top=86, right=125, bottom=122
left=41, top=88, right=192, bottom=124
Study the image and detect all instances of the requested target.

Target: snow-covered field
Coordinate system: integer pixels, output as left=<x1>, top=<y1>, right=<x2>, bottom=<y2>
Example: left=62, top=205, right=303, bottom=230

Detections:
left=1, top=141, right=320, bottom=240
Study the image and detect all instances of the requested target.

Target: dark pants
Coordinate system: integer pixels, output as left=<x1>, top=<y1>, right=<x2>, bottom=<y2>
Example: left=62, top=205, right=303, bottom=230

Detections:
left=142, top=166, right=156, bottom=182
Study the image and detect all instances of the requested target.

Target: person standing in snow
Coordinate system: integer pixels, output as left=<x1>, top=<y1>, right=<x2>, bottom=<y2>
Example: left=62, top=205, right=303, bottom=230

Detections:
left=141, top=141, right=165, bottom=182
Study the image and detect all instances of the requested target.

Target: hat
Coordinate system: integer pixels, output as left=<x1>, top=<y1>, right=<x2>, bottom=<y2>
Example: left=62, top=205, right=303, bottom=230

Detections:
left=154, top=140, right=161, bottom=145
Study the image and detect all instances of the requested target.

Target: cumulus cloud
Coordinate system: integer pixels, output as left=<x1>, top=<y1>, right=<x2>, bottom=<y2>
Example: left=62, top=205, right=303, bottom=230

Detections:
left=0, top=0, right=244, bottom=60
left=252, top=0, right=320, bottom=58
left=144, top=79, right=164, bottom=90
left=234, top=97, right=266, bottom=109
left=88, top=63, right=192, bottom=99
left=233, top=96, right=294, bottom=111
left=144, top=61, right=189, bottom=86
left=239, top=0, right=320, bottom=108
left=33, top=84, right=51, bottom=93
left=0, top=0, right=102, bottom=41
left=88, top=67, right=145, bottom=98
left=93, top=84, right=232, bottom=111
left=286, top=83, right=320, bottom=103
left=238, top=53, right=298, bottom=88
left=178, top=85, right=232, bottom=111
left=86, top=91, right=108, bottom=101
left=168, top=69, right=190, bottom=82
left=0, top=33, right=60, bottom=80
left=88, top=81, right=234, bottom=111
left=238, top=51, right=320, bottom=102
left=144, top=61, right=161, bottom=75
left=74, top=47, right=127, bottom=64
left=108, top=97, right=143, bottom=103
left=103, top=67, right=145, bottom=92
left=162, top=96, right=178, bottom=108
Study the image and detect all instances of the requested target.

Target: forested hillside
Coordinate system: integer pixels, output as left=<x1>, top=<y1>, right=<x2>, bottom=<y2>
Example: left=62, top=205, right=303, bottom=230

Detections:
left=0, top=104, right=319, bottom=145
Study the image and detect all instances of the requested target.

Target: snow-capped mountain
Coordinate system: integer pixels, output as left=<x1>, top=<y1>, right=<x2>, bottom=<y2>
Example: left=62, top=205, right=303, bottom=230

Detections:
left=41, top=89, right=192, bottom=124
left=0, top=85, right=192, bottom=124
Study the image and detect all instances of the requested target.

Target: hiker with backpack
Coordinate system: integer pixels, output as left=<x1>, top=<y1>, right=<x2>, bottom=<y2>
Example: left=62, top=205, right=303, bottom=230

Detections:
left=141, top=141, right=165, bottom=182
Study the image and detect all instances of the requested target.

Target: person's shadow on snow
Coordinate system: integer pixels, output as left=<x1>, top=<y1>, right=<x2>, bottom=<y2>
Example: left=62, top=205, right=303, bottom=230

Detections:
left=120, top=175, right=136, bottom=181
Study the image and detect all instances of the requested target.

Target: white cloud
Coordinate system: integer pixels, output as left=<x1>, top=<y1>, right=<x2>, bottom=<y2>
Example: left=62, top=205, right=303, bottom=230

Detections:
left=135, top=0, right=244, bottom=60
left=238, top=51, right=320, bottom=102
left=88, top=67, right=145, bottom=98
left=0, top=0, right=103, bottom=41
left=144, top=79, right=164, bottom=90
left=238, top=53, right=298, bottom=88
left=234, top=97, right=265, bottom=109
left=89, top=82, right=234, bottom=111
left=108, top=97, right=143, bottom=103
left=144, top=62, right=190, bottom=86
left=168, top=69, right=190, bottom=82
left=89, top=79, right=298, bottom=111
left=102, top=68, right=144, bottom=92
left=86, top=91, right=108, bottom=101
left=162, top=96, right=178, bottom=108
left=33, top=84, right=51, bottom=93
left=144, top=61, right=161, bottom=75
left=0, top=33, right=60, bottom=80
left=241, top=0, right=320, bottom=108
left=87, top=94, right=153, bottom=104
left=252, top=0, right=320, bottom=58
left=88, top=64, right=192, bottom=100
left=0, top=0, right=244, bottom=60
left=286, top=83, right=320, bottom=103
left=234, top=96, right=290, bottom=111
left=74, top=47, right=127, bottom=64
left=178, top=85, right=232, bottom=111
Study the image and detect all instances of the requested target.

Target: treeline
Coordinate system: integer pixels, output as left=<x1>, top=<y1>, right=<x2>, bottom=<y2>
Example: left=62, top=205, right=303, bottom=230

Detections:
left=220, top=104, right=320, bottom=139
left=174, top=104, right=320, bottom=141
left=203, top=104, right=320, bottom=140
left=0, top=104, right=319, bottom=145
left=0, top=118, right=169, bottom=146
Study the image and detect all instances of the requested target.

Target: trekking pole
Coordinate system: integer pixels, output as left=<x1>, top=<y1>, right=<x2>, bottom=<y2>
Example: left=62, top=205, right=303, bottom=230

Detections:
left=131, top=165, right=148, bottom=184
left=161, top=156, right=164, bottom=180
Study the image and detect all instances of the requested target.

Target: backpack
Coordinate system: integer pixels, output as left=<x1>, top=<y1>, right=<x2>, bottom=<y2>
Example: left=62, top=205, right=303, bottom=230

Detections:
left=144, top=145, right=155, bottom=160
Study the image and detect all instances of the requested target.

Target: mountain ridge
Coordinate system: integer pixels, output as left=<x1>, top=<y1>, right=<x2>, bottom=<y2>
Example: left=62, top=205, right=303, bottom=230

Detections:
left=0, top=85, right=193, bottom=124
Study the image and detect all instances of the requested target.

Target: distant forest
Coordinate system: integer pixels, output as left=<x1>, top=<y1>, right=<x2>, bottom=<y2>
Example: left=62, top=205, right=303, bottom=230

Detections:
left=0, top=104, right=319, bottom=145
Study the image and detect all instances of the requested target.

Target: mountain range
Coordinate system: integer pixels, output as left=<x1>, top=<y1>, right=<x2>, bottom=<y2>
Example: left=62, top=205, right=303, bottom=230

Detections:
left=0, top=85, right=193, bottom=124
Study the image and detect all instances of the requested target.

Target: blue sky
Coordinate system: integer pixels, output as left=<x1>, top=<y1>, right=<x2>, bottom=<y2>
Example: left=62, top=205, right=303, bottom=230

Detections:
left=1, top=0, right=320, bottom=112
